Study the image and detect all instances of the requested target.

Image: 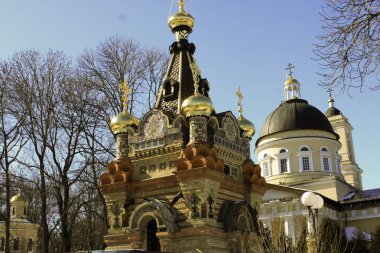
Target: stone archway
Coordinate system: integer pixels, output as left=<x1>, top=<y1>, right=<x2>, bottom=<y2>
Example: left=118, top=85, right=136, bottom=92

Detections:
left=128, top=200, right=179, bottom=251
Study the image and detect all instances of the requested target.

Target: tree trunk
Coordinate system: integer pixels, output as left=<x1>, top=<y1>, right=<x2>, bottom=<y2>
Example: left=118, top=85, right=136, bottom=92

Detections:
left=40, top=164, right=50, bottom=253
left=5, top=167, right=10, bottom=253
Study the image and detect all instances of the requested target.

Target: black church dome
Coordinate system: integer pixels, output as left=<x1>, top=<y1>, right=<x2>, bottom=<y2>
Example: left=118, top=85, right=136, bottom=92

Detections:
left=258, top=99, right=338, bottom=141
left=325, top=107, right=342, bottom=117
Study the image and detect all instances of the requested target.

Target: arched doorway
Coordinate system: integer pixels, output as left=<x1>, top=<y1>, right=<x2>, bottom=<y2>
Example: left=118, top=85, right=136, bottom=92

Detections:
left=147, top=219, right=160, bottom=251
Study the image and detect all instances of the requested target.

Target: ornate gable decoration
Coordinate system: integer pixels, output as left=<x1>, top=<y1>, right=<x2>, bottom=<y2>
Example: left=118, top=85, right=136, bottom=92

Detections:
left=141, top=110, right=169, bottom=141
left=222, top=113, right=239, bottom=141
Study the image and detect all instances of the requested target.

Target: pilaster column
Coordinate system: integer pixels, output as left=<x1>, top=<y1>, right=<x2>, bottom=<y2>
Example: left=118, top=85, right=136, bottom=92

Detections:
left=189, top=116, right=207, bottom=144
left=116, top=133, right=129, bottom=159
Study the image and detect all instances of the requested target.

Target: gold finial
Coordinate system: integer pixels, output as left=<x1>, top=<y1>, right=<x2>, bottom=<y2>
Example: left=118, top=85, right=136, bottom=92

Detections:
left=119, top=81, right=130, bottom=113
left=236, top=86, right=244, bottom=117
left=190, top=62, right=201, bottom=95
left=285, top=63, right=295, bottom=77
left=178, top=0, right=185, bottom=12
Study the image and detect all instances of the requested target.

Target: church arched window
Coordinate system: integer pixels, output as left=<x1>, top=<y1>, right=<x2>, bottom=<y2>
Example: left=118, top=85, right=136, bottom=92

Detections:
left=13, top=238, right=20, bottom=251
left=0, top=237, right=4, bottom=251
left=336, top=154, right=342, bottom=175
left=27, top=238, right=33, bottom=252
left=299, top=146, right=313, bottom=171
left=260, top=153, right=271, bottom=177
left=278, top=148, right=289, bottom=173
left=320, top=147, right=331, bottom=171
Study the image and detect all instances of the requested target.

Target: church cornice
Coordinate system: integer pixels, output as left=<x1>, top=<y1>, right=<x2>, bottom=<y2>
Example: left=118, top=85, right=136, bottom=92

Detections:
left=255, top=135, right=341, bottom=154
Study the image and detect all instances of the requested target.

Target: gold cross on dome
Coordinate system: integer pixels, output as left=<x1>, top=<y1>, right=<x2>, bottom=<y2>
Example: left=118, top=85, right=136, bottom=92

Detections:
left=236, top=86, right=244, bottom=116
left=285, top=63, right=295, bottom=76
left=119, top=81, right=130, bottom=113
left=190, top=62, right=201, bottom=95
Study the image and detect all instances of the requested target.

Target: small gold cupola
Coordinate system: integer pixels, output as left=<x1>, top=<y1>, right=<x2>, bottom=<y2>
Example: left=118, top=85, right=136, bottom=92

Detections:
left=110, top=81, right=139, bottom=135
left=181, top=63, right=214, bottom=118
left=11, top=191, right=29, bottom=219
left=284, top=63, right=301, bottom=101
left=236, top=87, right=255, bottom=139
left=168, top=0, right=194, bottom=41
left=168, top=0, right=194, bottom=31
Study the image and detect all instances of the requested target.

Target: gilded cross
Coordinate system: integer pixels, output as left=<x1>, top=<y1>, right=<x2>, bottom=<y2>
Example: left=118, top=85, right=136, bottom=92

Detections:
left=119, top=81, right=130, bottom=113
left=236, top=86, right=244, bottom=116
left=285, top=63, right=295, bottom=76
left=190, top=62, right=201, bottom=95
left=178, top=0, right=184, bottom=11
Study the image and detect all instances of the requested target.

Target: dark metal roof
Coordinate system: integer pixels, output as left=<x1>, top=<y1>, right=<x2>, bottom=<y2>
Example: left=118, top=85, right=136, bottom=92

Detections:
left=341, top=188, right=380, bottom=203
left=325, top=107, right=342, bottom=117
left=154, top=39, right=211, bottom=120
left=257, top=99, right=338, bottom=143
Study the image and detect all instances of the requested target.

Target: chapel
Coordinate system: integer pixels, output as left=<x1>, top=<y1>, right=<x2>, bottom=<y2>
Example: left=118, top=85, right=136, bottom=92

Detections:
left=99, top=1, right=265, bottom=252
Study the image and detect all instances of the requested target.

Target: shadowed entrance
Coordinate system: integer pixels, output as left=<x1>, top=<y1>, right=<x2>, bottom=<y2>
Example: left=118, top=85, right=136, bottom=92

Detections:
left=147, top=219, right=160, bottom=251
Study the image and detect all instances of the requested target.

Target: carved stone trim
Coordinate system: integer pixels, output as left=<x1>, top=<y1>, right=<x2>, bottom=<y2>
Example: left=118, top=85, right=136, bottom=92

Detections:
left=189, top=116, right=207, bottom=143
left=116, top=133, right=129, bottom=159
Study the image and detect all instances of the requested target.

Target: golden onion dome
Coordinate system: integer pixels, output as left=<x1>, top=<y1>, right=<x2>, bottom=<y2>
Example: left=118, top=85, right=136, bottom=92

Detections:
left=110, top=111, right=139, bottom=135
left=168, top=0, right=194, bottom=31
left=10, top=193, right=27, bottom=203
left=238, top=115, right=256, bottom=139
left=284, top=76, right=300, bottom=86
left=181, top=93, right=214, bottom=118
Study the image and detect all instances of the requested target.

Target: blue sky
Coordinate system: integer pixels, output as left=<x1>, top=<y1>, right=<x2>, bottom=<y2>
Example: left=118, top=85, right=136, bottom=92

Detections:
left=1, top=0, right=379, bottom=190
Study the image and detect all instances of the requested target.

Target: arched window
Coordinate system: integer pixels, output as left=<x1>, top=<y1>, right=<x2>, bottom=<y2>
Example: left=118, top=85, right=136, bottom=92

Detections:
left=27, top=238, right=33, bottom=252
left=299, top=146, right=313, bottom=171
left=0, top=237, right=4, bottom=251
left=12, top=206, right=16, bottom=216
left=278, top=148, right=289, bottom=173
left=320, top=147, right=331, bottom=171
left=13, top=238, right=20, bottom=251
left=336, top=157, right=342, bottom=174
left=263, top=161, right=269, bottom=177
left=260, top=153, right=271, bottom=177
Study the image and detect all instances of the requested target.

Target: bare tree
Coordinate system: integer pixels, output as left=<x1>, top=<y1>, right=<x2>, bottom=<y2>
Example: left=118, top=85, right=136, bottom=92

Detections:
left=142, top=48, right=170, bottom=110
left=79, top=36, right=145, bottom=117
left=45, top=71, right=95, bottom=252
left=78, top=35, right=169, bottom=118
left=314, top=0, right=380, bottom=92
left=0, top=60, right=26, bottom=253
left=0, top=34, right=169, bottom=252
left=10, top=50, right=70, bottom=253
